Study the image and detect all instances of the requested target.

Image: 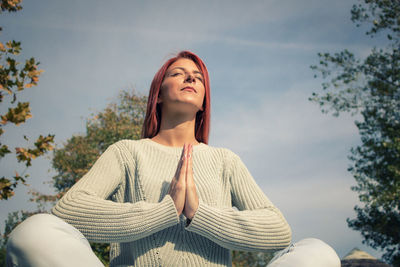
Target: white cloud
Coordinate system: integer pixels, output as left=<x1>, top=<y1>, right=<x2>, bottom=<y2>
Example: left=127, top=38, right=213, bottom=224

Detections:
left=14, top=0, right=367, bottom=54
left=212, top=81, right=360, bottom=153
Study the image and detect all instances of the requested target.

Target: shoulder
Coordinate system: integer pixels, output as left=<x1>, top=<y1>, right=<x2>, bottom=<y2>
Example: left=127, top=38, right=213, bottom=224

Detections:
left=110, top=139, right=141, bottom=150
left=102, top=139, right=149, bottom=168
left=211, top=145, right=240, bottom=161
left=203, top=144, right=242, bottom=167
left=104, top=139, right=144, bottom=158
left=194, top=142, right=232, bottom=157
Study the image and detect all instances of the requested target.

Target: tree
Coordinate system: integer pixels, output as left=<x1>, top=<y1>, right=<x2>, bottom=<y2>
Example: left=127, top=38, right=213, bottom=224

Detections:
left=0, top=90, right=146, bottom=265
left=32, top=89, right=147, bottom=266
left=232, top=250, right=274, bottom=267
left=310, top=0, right=399, bottom=265
left=0, top=0, right=54, bottom=200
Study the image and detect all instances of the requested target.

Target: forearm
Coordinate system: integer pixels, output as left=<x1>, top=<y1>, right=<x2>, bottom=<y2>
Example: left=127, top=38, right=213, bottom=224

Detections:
left=52, top=191, right=180, bottom=243
left=184, top=199, right=292, bottom=252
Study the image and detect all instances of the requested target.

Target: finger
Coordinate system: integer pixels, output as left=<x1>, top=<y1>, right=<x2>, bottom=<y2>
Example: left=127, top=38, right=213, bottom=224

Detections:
left=174, top=143, right=187, bottom=178
left=187, top=144, right=193, bottom=180
left=184, top=144, right=198, bottom=219
left=174, top=156, right=184, bottom=178
left=180, top=142, right=186, bottom=159
left=178, top=143, right=188, bottom=181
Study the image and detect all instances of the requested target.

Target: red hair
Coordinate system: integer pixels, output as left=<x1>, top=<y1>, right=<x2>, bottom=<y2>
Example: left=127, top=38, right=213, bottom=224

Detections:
left=141, top=51, right=211, bottom=144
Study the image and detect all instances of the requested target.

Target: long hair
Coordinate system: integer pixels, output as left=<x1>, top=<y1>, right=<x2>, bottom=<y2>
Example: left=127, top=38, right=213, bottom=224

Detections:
left=141, top=51, right=211, bottom=144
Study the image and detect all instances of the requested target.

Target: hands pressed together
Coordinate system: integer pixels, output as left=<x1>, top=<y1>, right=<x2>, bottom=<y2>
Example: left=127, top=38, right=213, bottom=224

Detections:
left=168, top=143, right=199, bottom=220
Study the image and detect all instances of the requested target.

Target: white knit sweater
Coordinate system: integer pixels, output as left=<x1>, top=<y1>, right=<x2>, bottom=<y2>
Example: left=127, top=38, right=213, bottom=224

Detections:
left=51, top=138, right=292, bottom=267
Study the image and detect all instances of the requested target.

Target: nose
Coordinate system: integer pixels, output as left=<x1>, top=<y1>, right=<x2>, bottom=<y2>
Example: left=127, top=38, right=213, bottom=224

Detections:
left=185, top=73, right=195, bottom=83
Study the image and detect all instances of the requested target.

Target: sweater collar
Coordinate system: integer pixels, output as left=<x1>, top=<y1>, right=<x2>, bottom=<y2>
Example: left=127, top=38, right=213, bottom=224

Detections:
left=141, top=138, right=208, bottom=154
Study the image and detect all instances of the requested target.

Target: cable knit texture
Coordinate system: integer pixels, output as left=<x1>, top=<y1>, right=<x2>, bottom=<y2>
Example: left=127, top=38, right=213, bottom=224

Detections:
left=51, top=138, right=292, bottom=267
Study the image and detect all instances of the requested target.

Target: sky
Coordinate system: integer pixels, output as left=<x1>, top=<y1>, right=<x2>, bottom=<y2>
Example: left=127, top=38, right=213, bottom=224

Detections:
left=0, top=0, right=387, bottom=260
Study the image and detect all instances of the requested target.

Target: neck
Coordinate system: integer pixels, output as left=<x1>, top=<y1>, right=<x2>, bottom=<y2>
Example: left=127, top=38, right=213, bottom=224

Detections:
left=151, top=111, right=199, bottom=147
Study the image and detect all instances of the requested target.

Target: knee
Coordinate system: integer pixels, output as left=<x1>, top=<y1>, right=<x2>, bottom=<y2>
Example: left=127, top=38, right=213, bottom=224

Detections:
left=7, top=213, right=72, bottom=258
left=295, top=238, right=340, bottom=266
left=6, top=214, right=102, bottom=267
left=6, top=214, right=54, bottom=265
left=7, top=214, right=54, bottom=252
left=268, top=238, right=341, bottom=267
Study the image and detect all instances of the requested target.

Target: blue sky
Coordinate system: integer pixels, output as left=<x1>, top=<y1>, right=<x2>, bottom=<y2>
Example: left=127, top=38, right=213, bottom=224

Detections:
left=0, top=0, right=386, bottom=260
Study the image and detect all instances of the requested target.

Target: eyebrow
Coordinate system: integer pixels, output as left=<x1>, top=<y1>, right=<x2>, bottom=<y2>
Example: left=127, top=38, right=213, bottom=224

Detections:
left=170, top=67, right=204, bottom=77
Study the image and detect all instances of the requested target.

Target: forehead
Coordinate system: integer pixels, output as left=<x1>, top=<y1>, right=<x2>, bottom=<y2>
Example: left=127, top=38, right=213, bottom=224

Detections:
left=167, top=58, right=201, bottom=72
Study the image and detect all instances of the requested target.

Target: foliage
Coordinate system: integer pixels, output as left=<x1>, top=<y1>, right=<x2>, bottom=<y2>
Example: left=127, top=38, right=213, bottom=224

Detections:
left=0, top=0, right=22, bottom=14
left=0, top=0, right=54, bottom=200
left=310, top=0, right=399, bottom=265
left=232, top=250, right=274, bottom=267
left=50, top=90, right=147, bottom=195
left=29, top=90, right=147, bottom=265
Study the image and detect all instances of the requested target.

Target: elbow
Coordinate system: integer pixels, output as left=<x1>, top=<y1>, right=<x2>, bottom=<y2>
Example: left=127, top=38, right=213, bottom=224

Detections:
left=282, top=223, right=292, bottom=248
left=267, top=212, right=292, bottom=250
left=268, top=224, right=291, bottom=251
left=253, top=216, right=292, bottom=252
left=51, top=199, right=68, bottom=221
left=273, top=207, right=292, bottom=248
left=277, top=214, right=292, bottom=249
left=50, top=190, right=80, bottom=221
left=255, top=223, right=291, bottom=253
left=262, top=224, right=291, bottom=253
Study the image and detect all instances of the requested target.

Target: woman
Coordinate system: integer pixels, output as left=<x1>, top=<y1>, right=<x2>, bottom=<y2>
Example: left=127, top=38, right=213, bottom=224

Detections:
left=6, top=51, right=340, bottom=267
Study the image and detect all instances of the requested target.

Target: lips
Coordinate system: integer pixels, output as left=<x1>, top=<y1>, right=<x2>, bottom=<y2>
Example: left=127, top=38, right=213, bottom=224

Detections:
left=182, top=86, right=197, bottom=93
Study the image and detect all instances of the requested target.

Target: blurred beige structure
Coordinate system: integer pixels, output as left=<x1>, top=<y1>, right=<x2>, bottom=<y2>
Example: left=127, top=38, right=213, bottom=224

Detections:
left=341, top=248, right=391, bottom=267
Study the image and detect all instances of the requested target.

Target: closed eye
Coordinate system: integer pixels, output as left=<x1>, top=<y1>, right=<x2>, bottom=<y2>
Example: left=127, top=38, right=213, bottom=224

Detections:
left=171, top=72, right=182, bottom=77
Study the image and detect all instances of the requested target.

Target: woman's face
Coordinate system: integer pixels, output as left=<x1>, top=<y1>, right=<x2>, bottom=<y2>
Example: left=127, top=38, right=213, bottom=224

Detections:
left=158, top=58, right=205, bottom=115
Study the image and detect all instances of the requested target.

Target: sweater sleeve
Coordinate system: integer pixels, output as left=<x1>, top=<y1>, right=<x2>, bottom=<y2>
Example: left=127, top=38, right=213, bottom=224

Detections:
left=51, top=142, right=180, bottom=243
left=185, top=149, right=292, bottom=252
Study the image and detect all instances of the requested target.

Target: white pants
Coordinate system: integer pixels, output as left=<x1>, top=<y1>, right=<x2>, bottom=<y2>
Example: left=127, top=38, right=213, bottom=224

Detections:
left=6, top=213, right=104, bottom=267
left=266, top=238, right=340, bottom=267
left=6, top=213, right=340, bottom=267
